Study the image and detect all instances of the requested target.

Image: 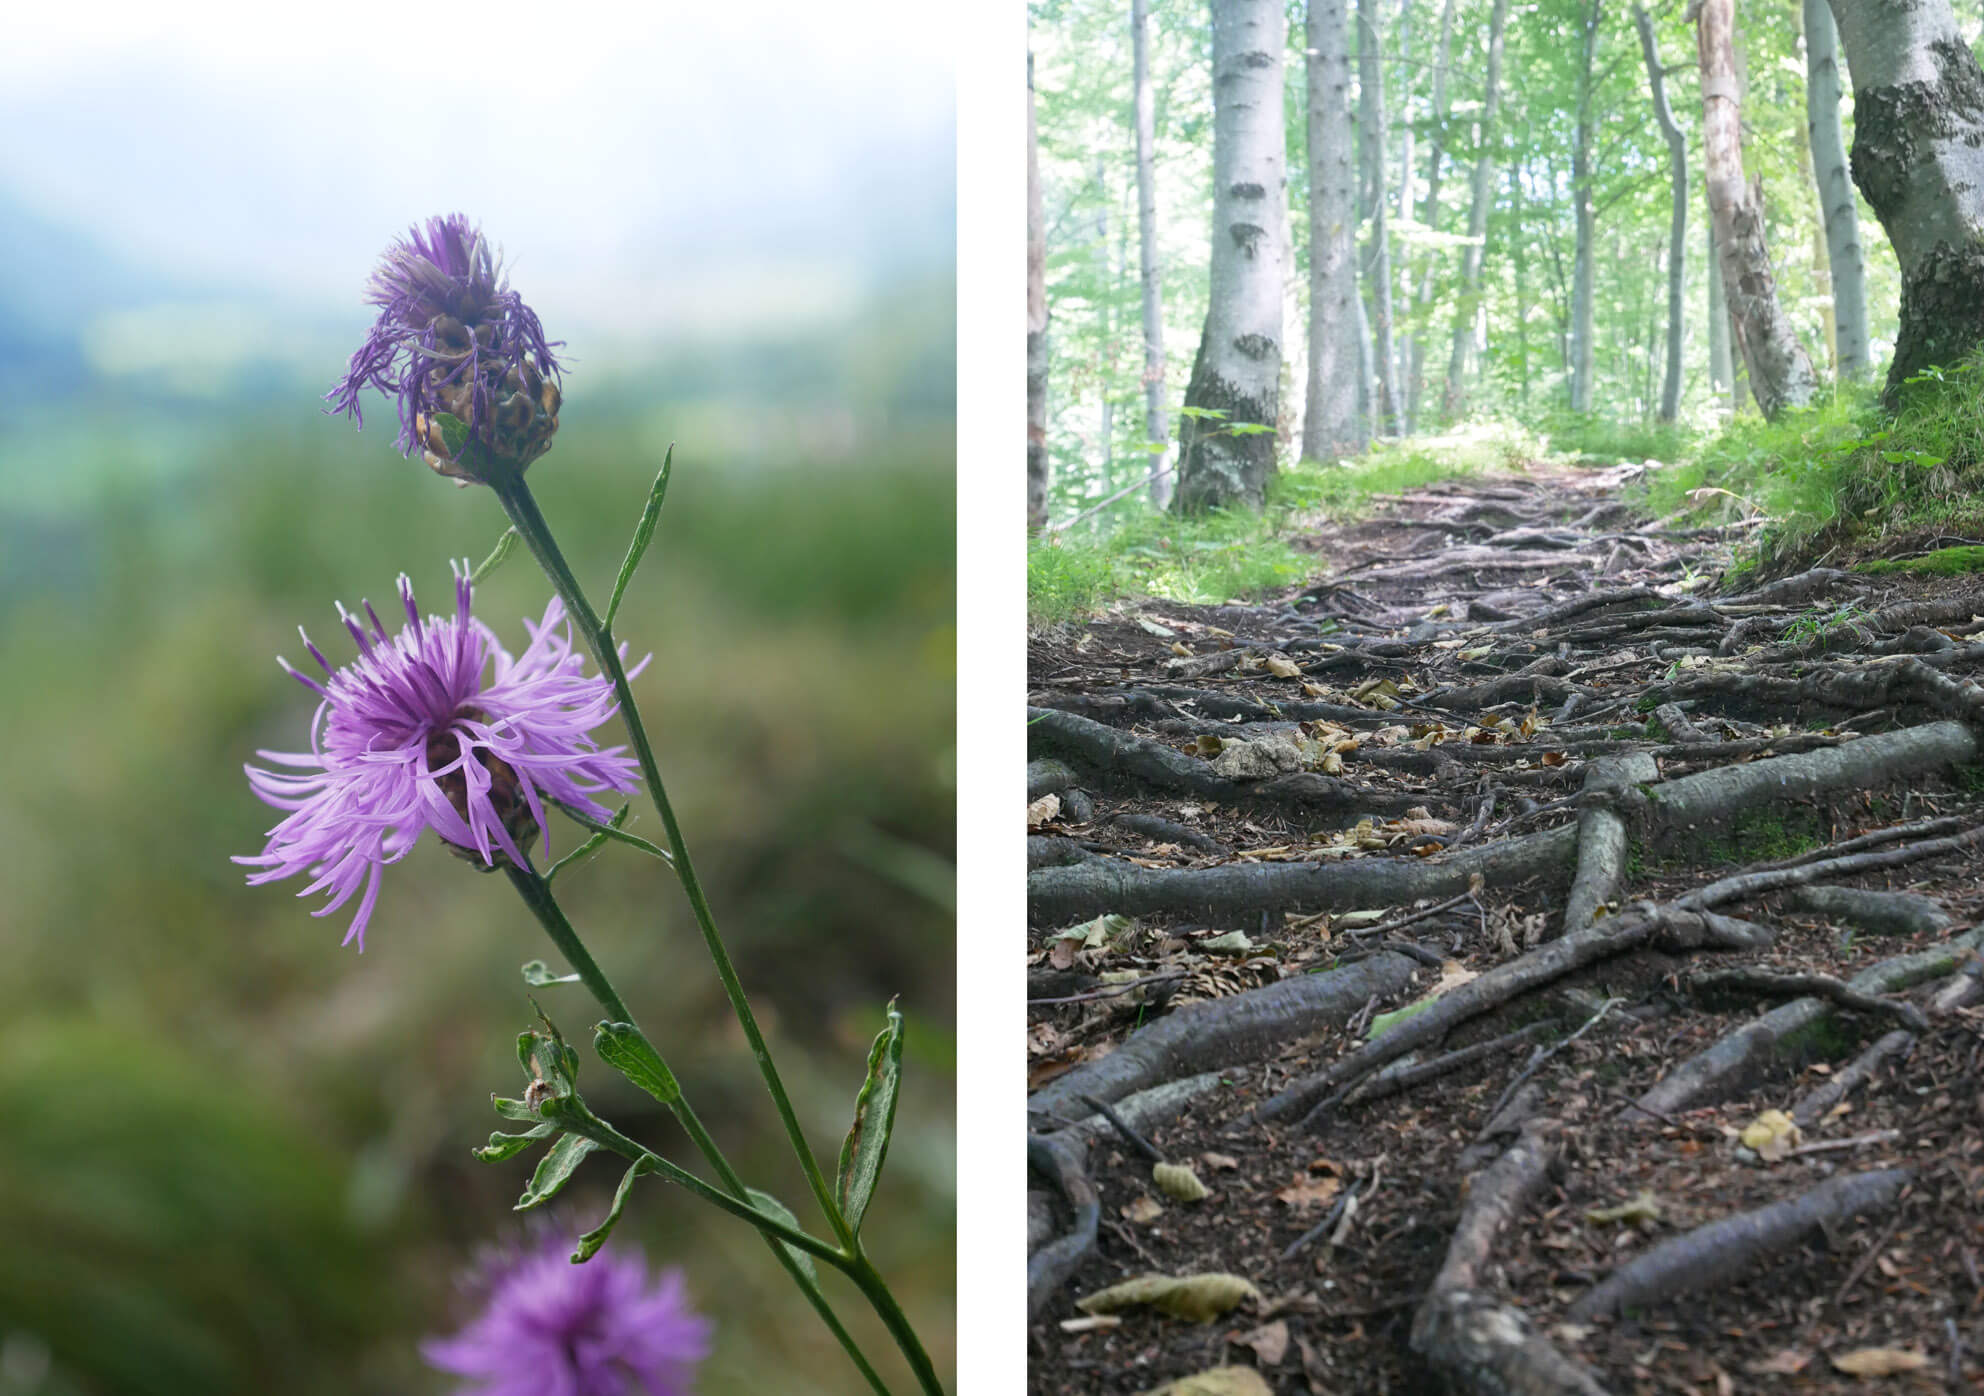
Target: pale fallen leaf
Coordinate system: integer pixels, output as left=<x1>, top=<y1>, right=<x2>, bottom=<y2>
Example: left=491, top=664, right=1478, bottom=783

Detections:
left=1201, top=1151, right=1241, bottom=1172
left=1058, top=1314, right=1122, bottom=1333
left=1153, top=1162, right=1211, bottom=1202
left=1585, top=1190, right=1662, bottom=1228
left=1026, top=794, right=1061, bottom=828
left=1739, top=1109, right=1801, bottom=1162
left=1076, top=1273, right=1263, bottom=1323
left=1265, top=654, right=1304, bottom=678
left=1235, top=1319, right=1290, bottom=1366
left=1274, top=1174, right=1342, bottom=1210
left=1830, top=1347, right=1929, bottom=1376
left=1748, top=1348, right=1811, bottom=1375
left=1139, top=1368, right=1273, bottom=1396
left=1122, top=1195, right=1165, bottom=1224
left=1137, top=617, right=1178, bottom=638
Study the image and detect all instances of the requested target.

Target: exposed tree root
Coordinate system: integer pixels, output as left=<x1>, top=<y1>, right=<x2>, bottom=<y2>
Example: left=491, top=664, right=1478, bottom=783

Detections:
left=1790, top=884, right=1954, bottom=936
left=1792, top=1028, right=1916, bottom=1128
left=1563, top=755, right=1658, bottom=934
left=1412, top=1120, right=1612, bottom=1396
left=1564, top=1168, right=1912, bottom=1323
left=1688, top=966, right=1931, bottom=1032
left=1029, top=952, right=1420, bottom=1121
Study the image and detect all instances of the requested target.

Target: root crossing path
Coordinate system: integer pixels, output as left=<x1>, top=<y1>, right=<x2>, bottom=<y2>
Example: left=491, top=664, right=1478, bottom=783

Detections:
left=1026, top=463, right=1984, bottom=1395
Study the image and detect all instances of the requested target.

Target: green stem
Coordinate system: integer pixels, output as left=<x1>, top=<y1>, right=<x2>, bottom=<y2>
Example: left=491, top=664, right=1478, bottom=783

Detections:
left=486, top=463, right=941, bottom=1395
left=485, top=464, right=850, bottom=1247
left=502, top=864, right=892, bottom=1396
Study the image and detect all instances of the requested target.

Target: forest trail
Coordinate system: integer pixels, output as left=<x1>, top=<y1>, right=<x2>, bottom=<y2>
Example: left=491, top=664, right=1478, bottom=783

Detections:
left=1026, top=460, right=1984, bottom=1394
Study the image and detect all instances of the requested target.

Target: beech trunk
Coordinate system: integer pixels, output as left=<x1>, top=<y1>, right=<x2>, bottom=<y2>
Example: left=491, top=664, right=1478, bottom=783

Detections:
left=1132, top=0, right=1174, bottom=506
left=1828, top=0, right=1984, bottom=399
left=1028, top=51, right=1050, bottom=530
left=1304, top=0, right=1366, bottom=460
left=1175, top=0, right=1289, bottom=512
left=1635, top=4, right=1687, bottom=422
left=1806, top=0, right=1870, bottom=379
left=1697, top=0, right=1818, bottom=419
left=1443, top=0, right=1511, bottom=419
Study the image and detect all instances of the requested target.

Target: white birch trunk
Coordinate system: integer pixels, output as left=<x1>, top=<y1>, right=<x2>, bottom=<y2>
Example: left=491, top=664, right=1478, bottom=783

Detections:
left=1175, top=0, right=1289, bottom=512
left=1358, top=0, right=1401, bottom=436
left=1304, top=0, right=1366, bottom=460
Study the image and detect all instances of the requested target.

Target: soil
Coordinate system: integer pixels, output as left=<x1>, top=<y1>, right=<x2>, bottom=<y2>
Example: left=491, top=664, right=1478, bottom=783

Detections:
left=1026, top=460, right=1984, bottom=1395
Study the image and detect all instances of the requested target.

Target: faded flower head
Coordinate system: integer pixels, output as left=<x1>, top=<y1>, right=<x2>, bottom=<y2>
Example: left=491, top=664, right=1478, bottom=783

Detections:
left=235, top=565, right=641, bottom=949
left=329, top=214, right=564, bottom=482
left=423, top=1232, right=711, bottom=1396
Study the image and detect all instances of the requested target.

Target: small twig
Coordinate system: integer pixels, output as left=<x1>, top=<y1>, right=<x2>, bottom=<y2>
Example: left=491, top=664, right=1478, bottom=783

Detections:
left=1834, top=1207, right=1905, bottom=1310
left=1027, top=971, right=1188, bottom=1007
left=1485, top=999, right=1620, bottom=1122
left=1077, top=1093, right=1165, bottom=1162
left=1788, top=1129, right=1901, bottom=1158
left=1688, top=967, right=1930, bottom=1032
left=1345, top=885, right=1483, bottom=941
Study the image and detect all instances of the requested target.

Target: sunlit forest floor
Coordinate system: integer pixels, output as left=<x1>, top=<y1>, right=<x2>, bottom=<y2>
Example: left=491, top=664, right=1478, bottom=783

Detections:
left=1026, top=448, right=1984, bottom=1391
left=2, top=407, right=955, bottom=1394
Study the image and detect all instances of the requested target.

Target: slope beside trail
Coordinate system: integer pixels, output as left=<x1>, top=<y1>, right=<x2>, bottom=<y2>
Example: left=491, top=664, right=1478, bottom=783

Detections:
left=1026, top=460, right=1984, bottom=1395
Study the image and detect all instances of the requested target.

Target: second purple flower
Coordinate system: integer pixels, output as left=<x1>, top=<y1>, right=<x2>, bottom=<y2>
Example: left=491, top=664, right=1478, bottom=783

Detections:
left=235, top=566, right=643, bottom=949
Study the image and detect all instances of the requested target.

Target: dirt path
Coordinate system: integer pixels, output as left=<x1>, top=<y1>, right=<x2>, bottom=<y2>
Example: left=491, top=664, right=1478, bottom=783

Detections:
left=1026, top=462, right=1984, bottom=1395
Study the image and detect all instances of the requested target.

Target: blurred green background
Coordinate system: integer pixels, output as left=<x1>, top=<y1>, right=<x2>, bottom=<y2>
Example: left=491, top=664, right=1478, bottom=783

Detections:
left=0, top=171, right=953, bottom=1396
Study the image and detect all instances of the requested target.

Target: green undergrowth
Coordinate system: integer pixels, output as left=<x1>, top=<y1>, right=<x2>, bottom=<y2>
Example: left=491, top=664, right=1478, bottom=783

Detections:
left=1855, top=545, right=1984, bottom=576
left=1029, top=423, right=1533, bottom=624
left=1643, top=356, right=1984, bottom=571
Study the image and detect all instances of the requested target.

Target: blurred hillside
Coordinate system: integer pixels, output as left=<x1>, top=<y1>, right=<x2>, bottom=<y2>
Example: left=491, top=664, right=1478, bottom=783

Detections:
left=0, top=197, right=955, bottom=1393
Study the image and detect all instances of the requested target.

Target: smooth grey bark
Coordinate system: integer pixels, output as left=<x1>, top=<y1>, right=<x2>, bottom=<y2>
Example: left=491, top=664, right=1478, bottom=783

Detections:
left=1805, top=0, right=1870, bottom=379
left=1028, top=51, right=1050, bottom=531
left=1406, top=0, right=1458, bottom=430
left=1569, top=0, right=1602, bottom=414
left=1706, top=218, right=1734, bottom=408
left=1174, top=0, right=1289, bottom=512
left=1697, top=0, right=1819, bottom=418
left=1094, top=157, right=1114, bottom=477
left=1827, top=0, right=1984, bottom=399
left=1635, top=4, right=1687, bottom=422
left=1303, top=0, right=1367, bottom=460
left=1358, top=0, right=1401, bottom=435
left=1443, top=0, right=1511, bottom=419
left=1132, top=0, right=1174, bottom=507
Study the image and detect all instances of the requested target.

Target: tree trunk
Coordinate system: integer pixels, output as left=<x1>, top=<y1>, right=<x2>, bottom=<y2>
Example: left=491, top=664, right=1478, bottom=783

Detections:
left=1806, top=0, right=1869, bottom=379
left=1094, top=157, right=1115, bottom=477
left=1697, top=0, right=1819, bottom=419
left=1406, top=0, right=1458, bottom=430
left=1635, top=4, right=1687, bottom=422
left=1029, top=51, right=1051, bottom=531
left=1304, top=0, right=1367, bottom=461
left=1132, top=0, right=1174, bottom=507
left=1443, top=0, right=1512, bottom=420
left=1511, top=155, right=1531, bottom=405
left=1707, top=218, right=1734, bottom=410
left=1570, top=0, right=1602, bottom=414
left=1175, top=0, right=1289, bottom=512
left=1358, top=0, right=1401, bottom=436
left=1827, top=0, right=1984, bottom=399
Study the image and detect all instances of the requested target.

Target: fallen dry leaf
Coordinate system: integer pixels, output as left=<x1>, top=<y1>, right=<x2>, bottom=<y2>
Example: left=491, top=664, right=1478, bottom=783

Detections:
left=1121, top=1195, right=1165, bottom=1224
left=1138, top=1368, right=1273, bottom=1396
left=1274, top=1174, right=1342, bottom=1210
left=1025, top=793, right=1061, bottom=828
left=1234, top=1319, right=1290, bottom=1366
left=1829, top=1347, right=1929, bottom=1376
left=1076, top=1272, right=1263, bottom=1323
left=1153, top=1161, right=1211, bottom=1202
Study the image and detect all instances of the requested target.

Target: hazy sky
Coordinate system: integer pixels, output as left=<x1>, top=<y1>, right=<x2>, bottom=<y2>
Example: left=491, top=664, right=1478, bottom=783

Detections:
left=0, top=0, right=955, bottom=335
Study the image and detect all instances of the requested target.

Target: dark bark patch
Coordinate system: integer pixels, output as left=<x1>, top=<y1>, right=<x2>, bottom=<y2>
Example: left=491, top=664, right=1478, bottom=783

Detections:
left=1886, top=237, right=1984, bottom=402
left=1238, top=49, right=1275, bottom=68
left=1231, top=332, right=1275, bottom=361
left=1227, top=181, right=1266, bottom=201
left=1228, top=221, right=1267, bottom=254
left=1851, top=38, right=1984, bottom=225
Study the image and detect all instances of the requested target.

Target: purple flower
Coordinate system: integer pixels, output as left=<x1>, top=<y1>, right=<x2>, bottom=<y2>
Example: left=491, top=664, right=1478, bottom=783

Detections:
left=235, top=565, right=641, bottom=950
left=329, top=214, right=564, bottom=481
left=423, top=1233, right=712, bottom=1396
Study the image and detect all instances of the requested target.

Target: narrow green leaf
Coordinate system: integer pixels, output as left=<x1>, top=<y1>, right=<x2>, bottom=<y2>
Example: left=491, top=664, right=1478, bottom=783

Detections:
left=516, top=1132, right=598, bottom=1210
left=474, top=1121, right=557, bottom=1163
left=605, top=444, right=674, bottom=630
left=549, top=799, right=672, bottom=869
left=471, top=527, right=519, bottom=583
left=747, top=1188, right=819, bottom=1284
left=574, top=1157, right=656, bottom=1262
left=593, top=1022, right=681, bottom=1105
left=434, top=411, right=470, bottom=456
left=834, top=998, right=905, bottom=1235
left=491, top=1095, right=540, bottom=1123
left=522, top=959, right=582, bottom=987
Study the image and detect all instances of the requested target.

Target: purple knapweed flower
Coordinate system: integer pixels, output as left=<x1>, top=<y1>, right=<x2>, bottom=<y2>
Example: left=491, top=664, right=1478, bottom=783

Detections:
left=423, top=1233, right=712, bottom=1396
left=235, top=565, right=642, bottom=949
left=329, top=213, right=564, bottom=482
